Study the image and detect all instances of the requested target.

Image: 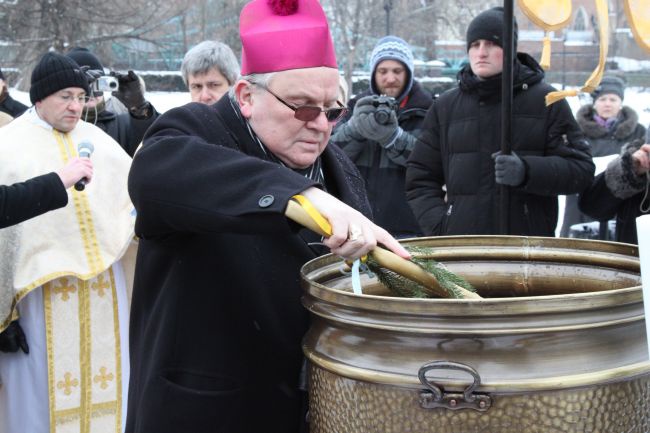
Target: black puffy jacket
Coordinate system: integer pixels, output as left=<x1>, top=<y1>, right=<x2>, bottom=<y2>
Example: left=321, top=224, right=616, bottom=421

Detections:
left=406, top=53, right=594, bottom=236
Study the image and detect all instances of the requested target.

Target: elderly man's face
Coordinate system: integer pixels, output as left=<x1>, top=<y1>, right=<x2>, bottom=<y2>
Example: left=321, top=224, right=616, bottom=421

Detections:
left=35, top=87, right=86, bottom=132
left=189, top=68, right=231, bottom=105
left=237, top=67, right=340, bottom=169
left=469, top=39, right=503, bottom=79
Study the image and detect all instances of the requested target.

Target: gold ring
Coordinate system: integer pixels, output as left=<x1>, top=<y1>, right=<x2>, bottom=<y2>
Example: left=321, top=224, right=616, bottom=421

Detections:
left=348, top=225, right=362, bottom=242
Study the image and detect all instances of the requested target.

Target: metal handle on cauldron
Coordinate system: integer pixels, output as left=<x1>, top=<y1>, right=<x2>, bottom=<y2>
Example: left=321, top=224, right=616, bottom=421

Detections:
left=418, top=361, right=492, bottom=411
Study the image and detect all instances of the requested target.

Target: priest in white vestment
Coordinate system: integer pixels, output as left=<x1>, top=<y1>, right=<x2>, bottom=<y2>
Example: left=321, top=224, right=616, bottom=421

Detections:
left=0, top=52, right=135, bottom=433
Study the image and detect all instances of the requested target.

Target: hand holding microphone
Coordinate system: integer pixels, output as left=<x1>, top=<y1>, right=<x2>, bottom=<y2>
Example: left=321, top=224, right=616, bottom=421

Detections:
left=60, top=141, right=94, bottom=191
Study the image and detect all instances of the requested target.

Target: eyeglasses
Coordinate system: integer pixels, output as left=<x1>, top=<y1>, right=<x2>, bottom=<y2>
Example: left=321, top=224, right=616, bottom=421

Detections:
left=253, top=83, right=347, bottom=123
left=56, top=93, right=89, bottom=105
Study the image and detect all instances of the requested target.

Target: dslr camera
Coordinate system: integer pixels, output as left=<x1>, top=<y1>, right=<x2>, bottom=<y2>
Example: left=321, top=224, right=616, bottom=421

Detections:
left=91, top=76, right=119, bottom=93
left=371, top=95, right=398, bottom=124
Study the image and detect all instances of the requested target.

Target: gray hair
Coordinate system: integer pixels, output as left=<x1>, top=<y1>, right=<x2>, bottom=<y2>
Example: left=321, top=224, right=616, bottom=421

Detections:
left=227, top=72, right=276, bottom=99
left=181, top=40, right=241, bottom=86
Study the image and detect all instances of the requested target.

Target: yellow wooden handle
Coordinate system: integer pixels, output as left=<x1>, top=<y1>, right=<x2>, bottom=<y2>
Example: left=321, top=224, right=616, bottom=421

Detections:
left=287, top=195, right=332, bottom=236
left=286, top=196, right=481, bottom=300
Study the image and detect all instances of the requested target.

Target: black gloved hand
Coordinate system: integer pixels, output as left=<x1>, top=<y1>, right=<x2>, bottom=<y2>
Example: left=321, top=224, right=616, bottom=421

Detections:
left=346, top=95, right=399, bottom=146
left=493, top=151, right=526, bottom=186
left=111, top=70, right=146, bottom=112
left=80, top=66, right=103, bottom=88
left=0, top=320, right=29, bottom=354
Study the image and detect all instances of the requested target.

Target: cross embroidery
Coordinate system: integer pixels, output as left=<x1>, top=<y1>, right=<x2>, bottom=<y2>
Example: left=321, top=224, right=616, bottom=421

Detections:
left=57, top=372, right=79, bottom=395
left=91, top=275, right=110, bottom=297
left=93, top=366, right=114, bottom=390
left=53, top=278, right=77, bottom=301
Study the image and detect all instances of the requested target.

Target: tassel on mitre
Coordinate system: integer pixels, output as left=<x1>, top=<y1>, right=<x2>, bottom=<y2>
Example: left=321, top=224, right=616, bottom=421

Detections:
left=268, top=0, right=298, bottom=15
left=539, top=34, right=551, bottom=70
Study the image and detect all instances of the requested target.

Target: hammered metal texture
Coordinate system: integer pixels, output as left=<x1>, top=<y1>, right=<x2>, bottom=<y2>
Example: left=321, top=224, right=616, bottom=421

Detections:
left=309, top=366, right=650, bottom=433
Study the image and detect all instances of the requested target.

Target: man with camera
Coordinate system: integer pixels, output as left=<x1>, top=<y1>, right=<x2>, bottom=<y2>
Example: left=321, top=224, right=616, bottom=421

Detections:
left=330, top=35, right=433, bottom=238
left=66, top=47, right=159, bottom=156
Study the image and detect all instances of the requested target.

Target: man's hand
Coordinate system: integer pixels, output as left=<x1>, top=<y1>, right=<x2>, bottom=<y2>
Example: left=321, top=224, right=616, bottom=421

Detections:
left=632, top=144, right=650, bottom=176
left=0, top=320, right=29, bottom=354
left=56, top=157, right=94, bottom=189
left=300, top=186, right=410, bottom=261
left=80, top=66, right=103, bottom=86
left=493, top=151, right=526, bottom=186
left=346, top=96, right=400, bottom=147
left=111, top=70, right=146, bottom=112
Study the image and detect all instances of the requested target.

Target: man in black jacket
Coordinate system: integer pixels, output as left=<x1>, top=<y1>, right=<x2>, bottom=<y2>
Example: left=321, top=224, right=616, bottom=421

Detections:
left=331, top=36, right=432, bottom=238
left=0, top=67, right=28, bottom=118
left=66, top=47, right=159, bottom=156
left=125, top=1, right=408, bottom=432
left=406, top=7, right=594, bottom=236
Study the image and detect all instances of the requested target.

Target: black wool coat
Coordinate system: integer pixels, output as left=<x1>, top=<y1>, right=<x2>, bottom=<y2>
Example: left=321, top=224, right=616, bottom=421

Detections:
left=126, top=96, right=371, bottom=433
left=0, top=172, right=67, bottom=228
left=560, top=105, right=646, bottom=237
left=406, top=53, right=594, bottom=236
left=93, top=105, right=159, bottom=157
left=331, top=81, right=433, bottom=238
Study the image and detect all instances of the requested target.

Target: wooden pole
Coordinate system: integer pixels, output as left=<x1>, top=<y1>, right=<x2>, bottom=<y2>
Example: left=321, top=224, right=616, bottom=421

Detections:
left=500, top=0, right=515, bottom=235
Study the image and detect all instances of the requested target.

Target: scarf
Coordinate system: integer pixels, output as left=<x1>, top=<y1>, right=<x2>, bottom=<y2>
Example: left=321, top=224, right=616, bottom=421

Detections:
left=593, top=113, right=619, bottom=131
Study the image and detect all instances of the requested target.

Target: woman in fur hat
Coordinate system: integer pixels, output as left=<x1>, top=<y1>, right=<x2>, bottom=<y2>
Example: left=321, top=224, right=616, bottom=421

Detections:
left=560, top=75, right=646, bottom=238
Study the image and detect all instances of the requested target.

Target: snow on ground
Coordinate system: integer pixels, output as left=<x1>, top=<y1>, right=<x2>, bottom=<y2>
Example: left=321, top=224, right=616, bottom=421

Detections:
left=9, top=85, right=650, bottom=236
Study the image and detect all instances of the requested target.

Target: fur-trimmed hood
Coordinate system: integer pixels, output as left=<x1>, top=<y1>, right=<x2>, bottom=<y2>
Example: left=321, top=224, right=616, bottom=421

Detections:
left=577, top=105, right=641, bottom=141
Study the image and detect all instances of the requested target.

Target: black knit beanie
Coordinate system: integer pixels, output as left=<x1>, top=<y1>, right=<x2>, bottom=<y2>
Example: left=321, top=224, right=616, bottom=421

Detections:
left=591, top=75, right=625, bottom=101
left=30, top=52, right=90, bottom=104
left=66, top=47, right=105, bottom=71
left=466, top=7, right=518, bottom=51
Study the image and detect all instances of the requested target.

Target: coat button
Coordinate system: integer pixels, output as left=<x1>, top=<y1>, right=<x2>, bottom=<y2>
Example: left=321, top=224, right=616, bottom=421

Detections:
left=258, top=195, right=275, bottom=208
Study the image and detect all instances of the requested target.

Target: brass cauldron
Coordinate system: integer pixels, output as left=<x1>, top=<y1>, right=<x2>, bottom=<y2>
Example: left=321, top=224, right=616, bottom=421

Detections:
left=301, top=236, right=650, bottom=433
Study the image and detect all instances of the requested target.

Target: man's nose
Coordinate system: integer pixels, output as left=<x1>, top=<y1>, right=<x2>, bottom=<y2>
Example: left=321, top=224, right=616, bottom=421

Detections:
left=199, top=88, right=213, bottom=103
left=307, top=111, right=330, bottom=131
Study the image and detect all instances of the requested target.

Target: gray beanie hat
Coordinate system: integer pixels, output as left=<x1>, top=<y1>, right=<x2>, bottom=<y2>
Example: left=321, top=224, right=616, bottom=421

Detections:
left=591, top=75, right=625, bottom=101
left=30, top=52, right=90, bottom=104
left=369, top=35, right=414, bottom=101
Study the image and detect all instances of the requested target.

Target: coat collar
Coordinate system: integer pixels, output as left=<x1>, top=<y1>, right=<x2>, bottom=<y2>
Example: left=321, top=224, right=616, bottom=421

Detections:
left=576, top=105, right=640, bottom=140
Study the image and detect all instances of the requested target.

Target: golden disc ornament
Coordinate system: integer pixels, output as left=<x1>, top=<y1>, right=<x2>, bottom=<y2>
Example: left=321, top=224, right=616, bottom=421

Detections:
left=624, top=0, right=650, bottom=53
left=518, top=0, right=572, bottom=69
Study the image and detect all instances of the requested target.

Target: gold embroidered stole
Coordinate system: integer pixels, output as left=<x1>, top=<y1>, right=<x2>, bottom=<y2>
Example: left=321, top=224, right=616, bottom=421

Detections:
left=43, top=131, right=123, bottom=433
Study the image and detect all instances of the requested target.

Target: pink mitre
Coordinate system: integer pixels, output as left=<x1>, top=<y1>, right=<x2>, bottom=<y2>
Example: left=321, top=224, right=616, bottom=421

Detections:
left=240, top=0, right=338, bottom=74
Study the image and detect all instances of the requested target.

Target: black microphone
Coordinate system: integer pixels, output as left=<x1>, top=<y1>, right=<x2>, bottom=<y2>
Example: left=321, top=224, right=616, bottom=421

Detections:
left=74, top=141, right=95, bottom=191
